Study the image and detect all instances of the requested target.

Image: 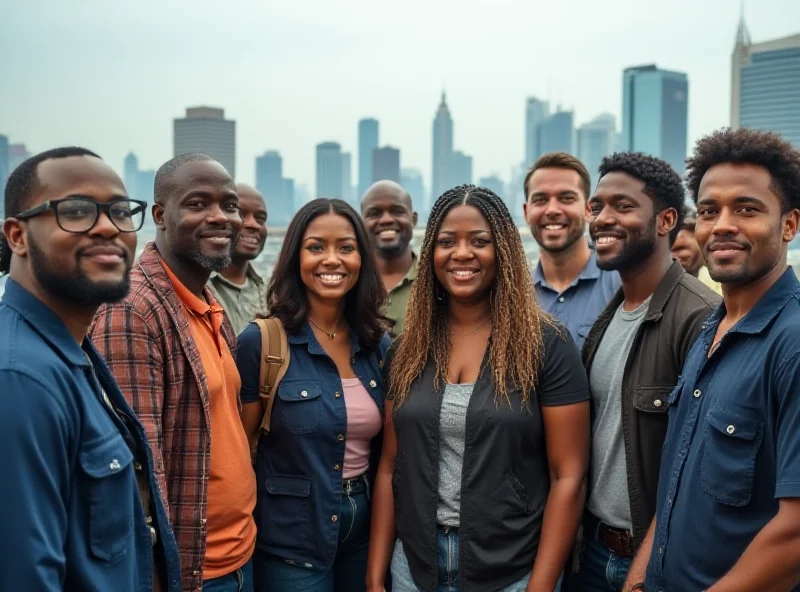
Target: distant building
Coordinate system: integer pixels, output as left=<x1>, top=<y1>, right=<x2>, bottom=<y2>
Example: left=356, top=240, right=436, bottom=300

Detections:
left=731, top=16, right=800, bottom=148
left=525, top=97, right=550, bottom=166
left=316, top=142, right=343, bottom=199
left=124, top=152, right=139, bottom=196
left=341, top=152, right=353, bottom=205
left=372, top=146, right=401, bottom=184
left=449, top=151, right=473, bottom=187
left=577, top=114, right=618, bottom=191
left=539, top=110, right=574, bottom=155
left=432, top=91, right=454, bottom=202
left=0, top=135, right=8, bottom=214
left=282, top=178, right=296, bottom=222
left=8, top=144, right=31, bottom=174
left=401, top=168, right=425, bottom=213
left=173, top=106, right=236, bottom=178
left=256, top=151, right=294, bottom=226
left=621, top=64, right=688, bottom=175
left=136, top=170, right=156, bottom=203
left=478, top=175, right=505, bottom=200
left=358, top=118, right=379, bottom=198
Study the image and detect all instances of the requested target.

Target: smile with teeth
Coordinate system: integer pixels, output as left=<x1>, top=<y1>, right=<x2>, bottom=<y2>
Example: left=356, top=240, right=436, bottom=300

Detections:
left=203, top=236, right=231, bottom=245
left=378, top=230, right=398, bottom=237
left=239, top=236, right=260, bottom=246
left=596, top=236, right=620, bottom=245
left=317, top=273, right=346, bottom=285
left=451, top=270, right=479, bottom=279
left=544, top=224, right=566, bottom=231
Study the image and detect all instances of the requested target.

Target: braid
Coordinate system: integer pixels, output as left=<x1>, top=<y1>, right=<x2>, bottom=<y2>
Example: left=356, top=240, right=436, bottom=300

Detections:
left=390, top=184, right=552, bottom=408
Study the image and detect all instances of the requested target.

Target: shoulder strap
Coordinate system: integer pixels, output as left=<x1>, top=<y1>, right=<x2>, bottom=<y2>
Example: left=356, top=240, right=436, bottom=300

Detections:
left=253, top=318, right=290, bottom=434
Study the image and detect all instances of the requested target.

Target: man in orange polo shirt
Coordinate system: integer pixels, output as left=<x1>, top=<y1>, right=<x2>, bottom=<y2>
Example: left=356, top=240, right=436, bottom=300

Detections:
left=91, top=153, right=256, bottom=592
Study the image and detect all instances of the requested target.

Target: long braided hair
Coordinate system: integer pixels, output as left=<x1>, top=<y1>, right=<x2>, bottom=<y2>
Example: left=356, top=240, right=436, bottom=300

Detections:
left=389, top=184, right=552, bottom=407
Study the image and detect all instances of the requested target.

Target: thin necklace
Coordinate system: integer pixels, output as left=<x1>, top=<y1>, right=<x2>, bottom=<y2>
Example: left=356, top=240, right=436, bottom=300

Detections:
left=308, top=316, right=347, bottom=340
left=447, top=317, right=492, bottom=338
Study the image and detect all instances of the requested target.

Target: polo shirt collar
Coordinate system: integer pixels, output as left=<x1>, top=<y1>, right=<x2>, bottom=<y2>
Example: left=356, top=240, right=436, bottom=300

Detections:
left=1, top=278, right=90, bottom=367
left=209, top=264, right=265, bottom=290
left=533, top=249, right=602, bottom=288
left=707, top=267, right=799, bottom=335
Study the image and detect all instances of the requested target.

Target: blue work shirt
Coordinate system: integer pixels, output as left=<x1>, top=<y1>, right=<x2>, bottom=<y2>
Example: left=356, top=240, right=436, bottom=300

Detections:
left=0, top=279, right=181, bottom=592
left=533, top=250, right=621, bottom=350
left=646, top=269, right=800, bottom=592
left=237, top=320, right=391, bottom=567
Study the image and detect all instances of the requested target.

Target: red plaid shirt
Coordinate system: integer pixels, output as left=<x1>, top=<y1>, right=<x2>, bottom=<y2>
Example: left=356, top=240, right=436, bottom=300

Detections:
left=90, top=242, right=237, bottom=592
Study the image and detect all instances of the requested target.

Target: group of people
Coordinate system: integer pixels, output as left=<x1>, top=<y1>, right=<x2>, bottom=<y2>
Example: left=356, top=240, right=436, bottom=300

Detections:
left=1, top=125, right=799, bottom=592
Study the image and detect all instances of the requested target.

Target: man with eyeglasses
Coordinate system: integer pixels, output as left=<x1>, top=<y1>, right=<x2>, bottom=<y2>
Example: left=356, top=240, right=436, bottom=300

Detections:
left=0, top=147, right=181, bottom=591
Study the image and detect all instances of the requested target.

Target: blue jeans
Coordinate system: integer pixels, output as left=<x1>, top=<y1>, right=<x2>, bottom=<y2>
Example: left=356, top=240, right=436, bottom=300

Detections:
left=574, top=515, right=632, bottom=591
left=253, top=475, right=370, bottom=592
left=202, top=558, right=254, bottom=592
left=391, top=526, right=531, bottom=592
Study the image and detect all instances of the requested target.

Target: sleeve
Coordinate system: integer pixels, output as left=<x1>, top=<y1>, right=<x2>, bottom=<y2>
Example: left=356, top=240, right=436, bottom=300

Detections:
left=0, top=371, right=72, bottom=591
left=537, top=322, right=591, bottom=407
left=675, top=297, right=718, bottom=368
left=89, top=303, right=170, bottom=518
left=236, top=323, right=263, bottom=405
left=774, top=348, right=800, bottom=499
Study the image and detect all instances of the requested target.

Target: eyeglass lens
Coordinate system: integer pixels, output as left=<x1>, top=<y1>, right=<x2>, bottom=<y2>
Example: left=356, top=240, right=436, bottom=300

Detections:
left=56, top=199, right=145, bottom=233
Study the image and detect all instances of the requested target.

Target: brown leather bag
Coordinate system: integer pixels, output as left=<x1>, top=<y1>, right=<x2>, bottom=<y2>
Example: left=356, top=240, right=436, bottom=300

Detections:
left=253, top=318, right=291, bottom=433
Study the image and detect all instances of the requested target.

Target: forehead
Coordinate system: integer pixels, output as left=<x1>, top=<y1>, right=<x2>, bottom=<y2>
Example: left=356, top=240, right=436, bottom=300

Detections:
left=33, top=156, right=126, bottom=206
left=698, top=162, right=777, bottom=203
left=238, top=192, right=267, bottom=214
left=528, top=167, right=583, bottom=195
left=439, top=204, right=490, bottom=230
left=174, top=160, right=235, bottom=193
left=593, top=171, right=647, bottom=201
left=304, top=212, right=357, bottom=237
left=362, top=190, right=410, bottom=210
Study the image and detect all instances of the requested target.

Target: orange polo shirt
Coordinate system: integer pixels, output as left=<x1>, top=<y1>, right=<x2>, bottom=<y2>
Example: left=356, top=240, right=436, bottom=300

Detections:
left=162, top=262, right=256, bottom=579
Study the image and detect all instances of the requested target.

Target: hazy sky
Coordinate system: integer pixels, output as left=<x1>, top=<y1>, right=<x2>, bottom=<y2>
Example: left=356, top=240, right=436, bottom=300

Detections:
left=2, top=0, right=799, bottom=198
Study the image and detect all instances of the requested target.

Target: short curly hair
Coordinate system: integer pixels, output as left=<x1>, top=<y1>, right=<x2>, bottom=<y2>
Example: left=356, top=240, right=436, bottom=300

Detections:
left=598, top=152, right=685, bottom=244
left=686, top=128, right=800, bottom=212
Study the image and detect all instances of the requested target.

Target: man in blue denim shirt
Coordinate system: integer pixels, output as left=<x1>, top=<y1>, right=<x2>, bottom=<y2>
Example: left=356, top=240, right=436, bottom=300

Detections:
left=629, top=129, right=800, bottom=592
left=0, top=148, right=181, bottom=591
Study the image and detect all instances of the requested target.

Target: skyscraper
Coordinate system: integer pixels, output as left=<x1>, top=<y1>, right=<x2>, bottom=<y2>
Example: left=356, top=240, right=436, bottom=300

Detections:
left=478, top=175, right=505, bottom=199
left=256, top=151, right=293, bottom=225
left=525, top=97, right=550, bottom=166
left=538, top=110, right=575, bottom=155
left=123, top=152, right=139, bottom=196
left=358, top=118, right=379, bottom=198
left=316, top=142, right=343, bottom=199
left=173, top=106, right=236, bottom=178
left=432, top=91, right=454, bottom=202
left=0, top=135, right=8, bottom=214
left=341, top=152, right=353, bottom=205
left=449, top=151, right=473, bottom=187
left=577, top=114, right=618, bottom=190
left=400, top=168, right=425, bottom=211
left=372, top=146, right=401, bottom=184
left=621, top=64, right=689, bottom=175
left=731, top=17, right=800, bottom=148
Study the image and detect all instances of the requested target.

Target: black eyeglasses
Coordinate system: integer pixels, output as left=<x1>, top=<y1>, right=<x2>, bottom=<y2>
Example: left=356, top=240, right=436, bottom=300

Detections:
left=15, top=196, right=147, bottom=233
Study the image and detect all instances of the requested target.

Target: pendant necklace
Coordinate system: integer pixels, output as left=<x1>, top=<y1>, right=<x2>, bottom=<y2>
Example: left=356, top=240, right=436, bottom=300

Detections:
left=308, top=316, right=347, bottom=340
left=447, top=317, right=492, bottom=338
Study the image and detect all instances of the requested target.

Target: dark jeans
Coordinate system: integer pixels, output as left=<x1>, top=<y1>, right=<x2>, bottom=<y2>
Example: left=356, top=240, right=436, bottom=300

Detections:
left=253, top=474, right=370, bottom=592
left=572, top=514, right=632, bottom=592
left=202, top=558, right=254, bottom=592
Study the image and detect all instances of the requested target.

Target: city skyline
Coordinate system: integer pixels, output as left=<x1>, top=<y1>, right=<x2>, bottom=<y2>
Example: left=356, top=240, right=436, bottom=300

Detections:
left=2, top=1, right=798, bottom=197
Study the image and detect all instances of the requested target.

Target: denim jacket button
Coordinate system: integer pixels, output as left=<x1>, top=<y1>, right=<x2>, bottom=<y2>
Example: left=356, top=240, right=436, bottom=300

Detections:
left=337, top=434, right=344, bottom=441
left=369, top=380, right=377, bottom=388
left=334, top=392, right=341, bottom=398
left=301, top=390, right=308, bottom=397
left=331, top=515, right=338, bottom=522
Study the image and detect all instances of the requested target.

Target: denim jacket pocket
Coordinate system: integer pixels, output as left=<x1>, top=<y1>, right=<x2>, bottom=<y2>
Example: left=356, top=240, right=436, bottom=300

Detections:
left=277, top=379, right=323, bottom=434
left=79, top=432, right=135, bottom=563
left=262, top=475, right=312, bottom=549
left=700, top=407, right=763, bottom=507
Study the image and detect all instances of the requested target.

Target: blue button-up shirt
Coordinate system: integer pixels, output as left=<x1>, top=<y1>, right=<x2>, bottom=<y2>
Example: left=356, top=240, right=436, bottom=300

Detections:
left=646, top=269, right=800, bottom=592
left=533, top=250, right=621, bottom=350
left=0, top=279, right=181, bottom=592
left=237, top=320, right=391, bottom=567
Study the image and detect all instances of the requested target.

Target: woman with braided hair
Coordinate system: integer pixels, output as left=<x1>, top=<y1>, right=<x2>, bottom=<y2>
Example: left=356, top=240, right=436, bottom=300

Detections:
left=366, top=185, right=590, bottom=592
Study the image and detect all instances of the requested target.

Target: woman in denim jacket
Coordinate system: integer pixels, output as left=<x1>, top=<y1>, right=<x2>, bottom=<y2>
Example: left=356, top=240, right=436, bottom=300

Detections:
left=236, top=198, right=392, bottom=592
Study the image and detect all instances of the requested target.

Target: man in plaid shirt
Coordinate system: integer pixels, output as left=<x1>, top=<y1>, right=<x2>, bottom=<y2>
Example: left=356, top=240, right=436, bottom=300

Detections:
left=92, top=153, right=257, bottom=592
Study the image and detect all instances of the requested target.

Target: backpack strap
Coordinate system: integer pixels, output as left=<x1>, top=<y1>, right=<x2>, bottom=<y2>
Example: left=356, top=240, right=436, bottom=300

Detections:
left=253, top=318, right=290, bottom=434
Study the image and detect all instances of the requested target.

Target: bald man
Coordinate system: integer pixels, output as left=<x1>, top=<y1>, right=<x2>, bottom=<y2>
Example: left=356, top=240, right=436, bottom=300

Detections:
left=209, top=183, right=269, bottom=335
left=361, top=180, right=418, bottom=337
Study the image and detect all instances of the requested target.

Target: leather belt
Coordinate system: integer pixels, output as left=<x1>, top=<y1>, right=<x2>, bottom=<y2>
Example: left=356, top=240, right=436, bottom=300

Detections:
left=597, top=521, right=635, bottom=558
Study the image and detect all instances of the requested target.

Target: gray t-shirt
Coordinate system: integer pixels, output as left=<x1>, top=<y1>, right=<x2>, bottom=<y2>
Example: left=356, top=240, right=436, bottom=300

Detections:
left=436, top=382, right=474, bottom=527
left=587, top=297, right=651, bottom=530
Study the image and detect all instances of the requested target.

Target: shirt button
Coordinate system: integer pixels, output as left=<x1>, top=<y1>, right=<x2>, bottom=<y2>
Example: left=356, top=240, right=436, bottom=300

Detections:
left=379, top=360, right=384, bottom=368
left=726, top=425, right=736, bottom=435
left=369, top=380, right=377, bottom=388
left=201, top=518, right=207, bottom=525
left=337, top=434, right=344, bottom=441
left=331, top=515, right=338, bottom=522
left=659, top=546, right=664, bottom=555
left=334, top=391, right=341, bottom=398
left=334, top=464, right=341, bottom=471
left=301, top=390, right=308, bottom=398
left=193, top=570, right=200, bottom=576
left=109, top=459, right=121, bottom=471
left=350, top=357, right=356, bottom=365
left=654, top=399, right=663, bottom=408
left=693, top=389, right=702, bottom=398
left=558, top=296, right=565, bottom=303
left=667, top=497, right=672, bottom=506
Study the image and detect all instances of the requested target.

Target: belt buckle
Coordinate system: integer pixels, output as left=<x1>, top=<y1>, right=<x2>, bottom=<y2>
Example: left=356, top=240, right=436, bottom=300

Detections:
left=343, top=479, right=354, bottom=496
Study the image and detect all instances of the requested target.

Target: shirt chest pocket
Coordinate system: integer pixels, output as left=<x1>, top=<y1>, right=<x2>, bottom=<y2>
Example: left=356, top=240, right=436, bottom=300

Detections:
left=78, top=432, right=135, bottom=563
left=277, top=380, right=323, bottom=434
left=700, top=407, right=764, bottom=507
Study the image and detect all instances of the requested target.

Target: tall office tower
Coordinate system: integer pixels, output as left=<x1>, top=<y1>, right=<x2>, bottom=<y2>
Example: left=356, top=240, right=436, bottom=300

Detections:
left=731, top=16, right=800, bottom=148
left=123, top=152, right=140, bottom=197
left=538, top=110, right=575, bottom=155
left=432, top=91, right=454, bottom=202
left=372, top=146, right=401, bottom=183
left=525, top=97, right=550, bottom=166
left=173, top=106, right=236, bottom=178
left=621, top=64, right=688, bottom=175
left=358, top=118, right=379, bottom=198
left=449, top=151, right=473, bottom=187
left=316, top=142, right=343, bottom=199
left=0, top=135, right=8, bottom=213
left=478, top=175, right=505, bottom=200
left=340, top=152, right=353, bottom=205
left=577, top=114, right=618, bottom=190
left=256, top=151, right=293, bottom=226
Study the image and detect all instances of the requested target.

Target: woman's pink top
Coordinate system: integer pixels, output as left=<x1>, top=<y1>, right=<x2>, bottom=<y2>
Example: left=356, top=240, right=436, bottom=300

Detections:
left=340, top=377, right=382, bottom=479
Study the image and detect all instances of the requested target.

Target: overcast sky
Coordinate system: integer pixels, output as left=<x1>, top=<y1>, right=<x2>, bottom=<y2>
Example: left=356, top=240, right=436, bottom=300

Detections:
left=2, top=0, right=798, bottom=197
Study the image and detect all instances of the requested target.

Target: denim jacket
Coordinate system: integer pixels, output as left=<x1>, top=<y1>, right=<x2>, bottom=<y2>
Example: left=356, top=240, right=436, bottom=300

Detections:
left=237, top=320, right=391, bottom=567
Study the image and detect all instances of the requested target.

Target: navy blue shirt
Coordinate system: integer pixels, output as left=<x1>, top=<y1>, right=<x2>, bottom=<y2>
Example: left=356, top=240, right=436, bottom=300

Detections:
left=237, top=320, right=391, bottom=567
left=0, top=279, right=181, bottom=592
left=646, top=269, right=800, bottom=592
left=533, top=251, right=621, bottom=350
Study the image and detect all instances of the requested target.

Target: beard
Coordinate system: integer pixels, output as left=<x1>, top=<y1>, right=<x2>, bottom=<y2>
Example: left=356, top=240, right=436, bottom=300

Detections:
left=532, top=222, right=585, bottom=254
left=168, top=219, right=235, bottom=272
left=28, top=235, right=132, bottom=307
left=595, top=218, right=657, bottom=272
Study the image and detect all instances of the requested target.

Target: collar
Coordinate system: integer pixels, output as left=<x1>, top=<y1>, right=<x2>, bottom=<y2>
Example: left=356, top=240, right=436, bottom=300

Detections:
left=603, top=260, right=687, bottom=323
left=209, top=264, right=265, bottom=290
left=1, top=278, right=90, bottom=368
left=287, top=319, right=363, bottom=356
left=405, top=253, right=419, bottom=283
left=705, top=267, right=799, bottom=335
left=533, top=249, right=602, bottom=287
